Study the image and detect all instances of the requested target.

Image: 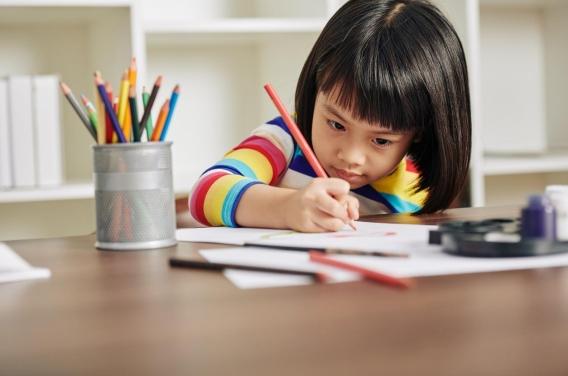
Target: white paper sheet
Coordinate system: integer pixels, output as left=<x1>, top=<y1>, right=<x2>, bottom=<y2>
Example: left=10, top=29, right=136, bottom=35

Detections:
left=200, top=243, right=568, bottom=289
left=0, top=242, right=51, bottom=284
left=200, top=247, right=360, bottom=289
left=177, top=221, right=436, bottom=255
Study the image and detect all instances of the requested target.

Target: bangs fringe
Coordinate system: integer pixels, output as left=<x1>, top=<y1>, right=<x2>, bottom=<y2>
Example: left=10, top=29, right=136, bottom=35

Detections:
left=316, top=29, right=432, bottom=134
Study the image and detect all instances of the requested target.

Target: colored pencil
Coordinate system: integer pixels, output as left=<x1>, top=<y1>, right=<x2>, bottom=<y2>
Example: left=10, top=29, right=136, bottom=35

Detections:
left=151, top=99, right=170, bottom=141
left=95, top=87, right=106, bottom=144
left=243, top=242, right=409, bottom=257
left=104, top=83, right=114, bottom=143
left=124, top=58, right=137, bottom=140
left=169, top=257, right=327, bottom=281
left=80, top=94, right=98, bottom=134
left=138, top=75, right=162, bottom=139
left=117, top=70, right=130, bottom=140
left=264, top=83, right=326, bottom=177
left=264, top=83, right=356, bottom=230
left=308, top=251, right=412, bottom=289
left=60, top=81, right=97, bottom=141
left=94, top=71, right=126, bottom=143
left=141, top=87, right=154, bottom=140
left=159, top=84, right=179, bottom=141
left=129, top=86, right=140, bottom=142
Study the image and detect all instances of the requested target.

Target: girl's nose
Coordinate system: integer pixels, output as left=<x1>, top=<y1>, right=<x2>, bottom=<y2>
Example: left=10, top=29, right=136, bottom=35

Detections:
left=337, top=144, right=366, bottom=167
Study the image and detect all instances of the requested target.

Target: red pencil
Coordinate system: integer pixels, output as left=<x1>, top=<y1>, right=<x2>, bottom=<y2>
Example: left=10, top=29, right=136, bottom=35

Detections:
left=264, top=83, right=356, bottom=230
left=308, top=251, right=412, bottom=289
left=264, top=84, right=327, bottom=177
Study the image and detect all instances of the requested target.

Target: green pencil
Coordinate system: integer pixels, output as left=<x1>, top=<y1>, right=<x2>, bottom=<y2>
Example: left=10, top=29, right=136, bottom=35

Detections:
left=129, top=86, right=140, bottom=142
left=142, top=87, right=154, bottom=141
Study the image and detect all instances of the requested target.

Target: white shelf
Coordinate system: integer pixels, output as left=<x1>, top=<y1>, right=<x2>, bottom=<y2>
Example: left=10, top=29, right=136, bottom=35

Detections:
left=145, top=18, right=326, bottom=45
left=0, top=183, right=93, bottom=203
left=0, top=173, right=196, bottom=203
left=483, top=153, right=568, bottom=176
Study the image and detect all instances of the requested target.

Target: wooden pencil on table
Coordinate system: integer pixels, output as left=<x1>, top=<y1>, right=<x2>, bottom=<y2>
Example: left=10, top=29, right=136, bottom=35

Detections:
left=60, top=81, right=97, bottom=141
left=151, top=99, right=170, bottom=141
left=309, top=251, right=412, bottom=289
left=169, top=257, right=326, bottom=282
left=138, top=76, right=162, bottom=140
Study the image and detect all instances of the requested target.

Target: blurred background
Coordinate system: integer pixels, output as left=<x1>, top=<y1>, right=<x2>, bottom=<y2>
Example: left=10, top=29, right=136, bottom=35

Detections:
left=0, top=0, right=566, bottom=240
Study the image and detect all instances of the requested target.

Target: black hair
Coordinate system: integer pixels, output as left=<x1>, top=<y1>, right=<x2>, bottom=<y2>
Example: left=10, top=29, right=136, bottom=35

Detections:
left=295, top=0, right=471, bottom=213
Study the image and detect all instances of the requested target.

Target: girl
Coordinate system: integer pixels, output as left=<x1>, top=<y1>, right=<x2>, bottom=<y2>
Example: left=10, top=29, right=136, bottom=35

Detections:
left=187, top=0, right=471, bottom=232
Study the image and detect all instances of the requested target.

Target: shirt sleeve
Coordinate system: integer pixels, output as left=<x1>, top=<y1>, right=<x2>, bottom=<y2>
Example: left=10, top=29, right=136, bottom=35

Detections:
left=188, top=118, right=294, bottom=227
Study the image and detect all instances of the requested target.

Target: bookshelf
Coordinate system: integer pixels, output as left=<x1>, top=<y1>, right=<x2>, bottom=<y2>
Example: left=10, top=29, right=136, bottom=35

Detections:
left=1, top=0, right=567, bottom=239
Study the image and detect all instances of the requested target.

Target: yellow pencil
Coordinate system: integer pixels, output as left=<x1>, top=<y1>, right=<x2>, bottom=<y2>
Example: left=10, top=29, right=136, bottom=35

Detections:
left=123, top=58, right=137, bottom=142
left=117, top=70, right=130, bottom=140
left=151, top=99, right=170, bottom=141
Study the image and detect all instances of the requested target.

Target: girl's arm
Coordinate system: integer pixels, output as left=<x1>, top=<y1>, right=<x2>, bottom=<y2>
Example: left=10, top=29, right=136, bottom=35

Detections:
left=188, top=118, right=358, bottom=231
left=235, top=178, right=359, bottom=232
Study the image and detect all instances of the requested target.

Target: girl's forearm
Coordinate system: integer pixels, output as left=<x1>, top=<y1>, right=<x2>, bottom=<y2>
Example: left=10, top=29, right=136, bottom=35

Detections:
left=234, top=184, right=296, bottom=229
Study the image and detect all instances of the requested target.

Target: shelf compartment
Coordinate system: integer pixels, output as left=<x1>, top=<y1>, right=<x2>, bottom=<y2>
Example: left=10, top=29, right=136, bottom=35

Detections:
left=483, top=152, right=568, bottom=175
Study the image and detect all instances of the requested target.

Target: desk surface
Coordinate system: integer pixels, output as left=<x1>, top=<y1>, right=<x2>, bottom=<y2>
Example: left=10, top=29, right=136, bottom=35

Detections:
left=2, top=206, right=568, bottom=376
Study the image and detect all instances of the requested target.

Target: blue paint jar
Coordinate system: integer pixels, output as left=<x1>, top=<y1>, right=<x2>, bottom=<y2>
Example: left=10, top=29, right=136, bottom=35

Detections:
left=521, top=195, right=556, bottom=240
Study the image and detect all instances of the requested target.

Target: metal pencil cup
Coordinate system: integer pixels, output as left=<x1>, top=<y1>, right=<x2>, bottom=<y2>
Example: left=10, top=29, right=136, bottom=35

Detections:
left=93, top=142, right=177, bottom=250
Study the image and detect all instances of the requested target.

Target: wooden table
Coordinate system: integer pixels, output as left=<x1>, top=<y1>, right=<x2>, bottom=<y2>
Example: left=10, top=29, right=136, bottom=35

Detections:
left=2, top=206, right=568, bottom=376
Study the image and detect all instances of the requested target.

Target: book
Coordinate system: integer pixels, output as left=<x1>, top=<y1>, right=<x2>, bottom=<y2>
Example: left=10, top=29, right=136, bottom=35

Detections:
left=0, top=242, right=50, bottom=284
left=33, top=75, right=63, bottom=187
left=0, top=78, right=11, bottom=189
left=8, top=76, right=36, bottom=187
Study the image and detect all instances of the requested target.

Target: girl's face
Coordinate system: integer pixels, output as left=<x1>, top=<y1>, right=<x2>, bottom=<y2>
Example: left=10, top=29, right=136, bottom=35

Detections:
left=311, top=90, right=416, bottom=189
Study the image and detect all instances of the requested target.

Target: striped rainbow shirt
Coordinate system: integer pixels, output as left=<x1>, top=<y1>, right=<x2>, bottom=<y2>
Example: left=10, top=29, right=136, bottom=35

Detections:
left=188, top=117, right=427, bottom=227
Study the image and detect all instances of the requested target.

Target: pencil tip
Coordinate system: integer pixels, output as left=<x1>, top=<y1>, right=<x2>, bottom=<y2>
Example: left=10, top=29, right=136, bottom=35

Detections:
left=156, top=75, right=163, bottom=85
left=173, top=84, right=180, bottom=93
left=122, top=70, right=128, bottom=80
left=59, top=81, right=70, bottom=94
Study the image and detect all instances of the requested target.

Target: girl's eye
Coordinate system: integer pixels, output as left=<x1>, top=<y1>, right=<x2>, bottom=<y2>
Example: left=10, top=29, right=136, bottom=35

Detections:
left=327, top=120, right=345, bottom=131
left=372, top=138, right=392, bottom=148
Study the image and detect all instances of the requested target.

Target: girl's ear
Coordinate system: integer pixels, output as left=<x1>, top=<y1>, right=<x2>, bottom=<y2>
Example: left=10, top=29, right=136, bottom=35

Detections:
left=413, top=132, right=423, bottom=143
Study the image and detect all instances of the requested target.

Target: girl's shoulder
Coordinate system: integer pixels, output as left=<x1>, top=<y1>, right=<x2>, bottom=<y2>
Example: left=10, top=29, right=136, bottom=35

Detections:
left=361, top=157, right=427, bottom=213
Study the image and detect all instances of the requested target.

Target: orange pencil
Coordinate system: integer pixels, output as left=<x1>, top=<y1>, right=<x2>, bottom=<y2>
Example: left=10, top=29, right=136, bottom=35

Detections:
left=151, top=99, right=170, bottom=141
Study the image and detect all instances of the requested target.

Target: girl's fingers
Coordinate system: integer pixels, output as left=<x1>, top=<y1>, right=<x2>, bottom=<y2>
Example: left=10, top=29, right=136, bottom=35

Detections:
left=314, top=193, right=350, bottom=220
left=345, top=197, right=360, bottom=220
left=318, top=177, right=350, bottom=198
left=312, top=211, right=346, bottom=232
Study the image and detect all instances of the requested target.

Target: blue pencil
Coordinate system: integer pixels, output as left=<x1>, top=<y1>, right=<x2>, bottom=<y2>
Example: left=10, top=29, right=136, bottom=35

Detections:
left=159, top=84, right=179, bottom=141
left=94, top=71, right=126, bottom=143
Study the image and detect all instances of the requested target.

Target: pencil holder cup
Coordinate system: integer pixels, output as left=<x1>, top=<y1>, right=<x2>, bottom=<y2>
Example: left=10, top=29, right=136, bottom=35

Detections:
left=93, top=142, right=177, bottom=250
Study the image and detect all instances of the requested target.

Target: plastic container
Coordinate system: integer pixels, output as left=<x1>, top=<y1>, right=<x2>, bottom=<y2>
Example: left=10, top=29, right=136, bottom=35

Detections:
left=545, top=185, right=568, bottom=241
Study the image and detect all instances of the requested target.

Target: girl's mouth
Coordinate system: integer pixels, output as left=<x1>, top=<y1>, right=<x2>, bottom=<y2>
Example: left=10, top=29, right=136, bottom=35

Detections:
left=333, top=167, right=365, bottom=184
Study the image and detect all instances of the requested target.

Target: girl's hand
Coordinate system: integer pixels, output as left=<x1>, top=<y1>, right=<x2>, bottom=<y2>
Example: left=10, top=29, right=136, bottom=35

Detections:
left=284, top=177, right=360, bottom=233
